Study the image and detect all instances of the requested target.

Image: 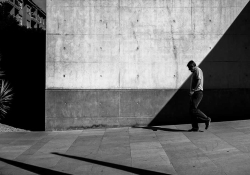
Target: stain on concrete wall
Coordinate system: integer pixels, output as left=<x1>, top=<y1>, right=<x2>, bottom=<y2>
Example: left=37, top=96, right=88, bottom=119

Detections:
left=46, top=0, right=250, bottom=130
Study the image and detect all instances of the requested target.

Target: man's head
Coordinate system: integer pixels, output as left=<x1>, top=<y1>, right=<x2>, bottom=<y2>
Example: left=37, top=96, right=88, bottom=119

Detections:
left=187, top=60, right=196, bottom=72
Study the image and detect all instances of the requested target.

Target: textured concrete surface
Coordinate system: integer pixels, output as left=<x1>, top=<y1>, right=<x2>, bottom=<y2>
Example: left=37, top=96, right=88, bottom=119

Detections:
left=46, top=0, right=250, bottom=130
left=46, top=89, right=250, bottom=130
left=46, top=0, right=249, bottom=89
left=1, top=120, right=250, bottom=175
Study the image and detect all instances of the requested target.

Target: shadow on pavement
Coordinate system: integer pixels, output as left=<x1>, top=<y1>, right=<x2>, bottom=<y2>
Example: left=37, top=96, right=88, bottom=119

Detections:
left=52, top=152, right=172, bottom=175
left=132, top=126, right=189, bottom=132
left=0, top=157, right=70, bottom=175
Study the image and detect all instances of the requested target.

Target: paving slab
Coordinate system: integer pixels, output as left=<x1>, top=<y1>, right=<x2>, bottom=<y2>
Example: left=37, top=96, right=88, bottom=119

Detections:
left=15, top=132, right=49, bottom=140
left=176, top=166, right=227, bottom=175
left=15, top=137, right=54, bottom=156
left=131, top=148, right=168, bottom=159
left=1, top=120, right=250, bottom=174
left=158, top=133, right=190, bottom=143
left=235, top=127, right=250, bottom=134
left=90, top=165, right=135, bottom=175
left=70, top=136, right=103, bottom=147
left=130, top=141, right=162, bottom=150
left=171, top=155, right=217, bottom=171
left=129, top=135, right=158, bottom=143
left=102, top=135, right=130, bottom=143
left=0, top=145, right=32, bottom=160
left=208, top=151, right=250, bottom=175
left=0, top=157, right=70, bottom=175
left=132, top=158, right=177, bottom=175
left=23, top=153, right=63, bottom=168
left=65, top=145, right=100, bottom=157
left=228, top=120, right=250, bottom=129
left=0, top=132, right=28, bottom=139
left=0, top=164, right=40, bottom=175
left=98, top=145, right=131, bottom=155
left=79, top=129, right=105, bottom=136
left=163, top=146, right=205, bottom=160
left=92, top=153, right=132, bottom=167
left=191, top=139, right=236, bottom=153
left=53, top=155, right=94, bottom=174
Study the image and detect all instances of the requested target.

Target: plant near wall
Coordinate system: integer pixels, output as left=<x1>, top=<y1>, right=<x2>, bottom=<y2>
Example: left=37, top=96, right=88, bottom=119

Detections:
left=0, top=1, right=45, bottom=130
left=0, top=68, right=13, bottom=120
left=0, top=80, right=13, bottom=120
left=0, top=2, right=14, bottom=120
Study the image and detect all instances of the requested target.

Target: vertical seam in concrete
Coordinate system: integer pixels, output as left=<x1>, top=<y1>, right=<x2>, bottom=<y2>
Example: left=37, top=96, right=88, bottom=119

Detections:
left=191, top=0, right=194, bottom=63
left=129, top=127, right=132, bottom=167
left=97, top=91, right=100, bottom=119
left=118, top=0, right=120, bottom=30
left=191, top=0, right=193, bottom=32
left=118, top=0, right=121, bottom=89
left=89, top=129, right=106, bottom=172
left=119, top=89, right=121, bottom=119
left=156, top=132, right=177, bottom=174
left=202, top=0, right=204, bottom=37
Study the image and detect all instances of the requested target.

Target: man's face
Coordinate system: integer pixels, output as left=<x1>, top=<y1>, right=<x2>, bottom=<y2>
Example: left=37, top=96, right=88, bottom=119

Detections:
left=188, top=65, right=195, bottom=72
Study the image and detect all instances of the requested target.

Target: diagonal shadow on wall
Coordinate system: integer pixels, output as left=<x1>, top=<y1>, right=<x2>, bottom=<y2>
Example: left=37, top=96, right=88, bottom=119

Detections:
left=149, top=1, right=250, bottom=126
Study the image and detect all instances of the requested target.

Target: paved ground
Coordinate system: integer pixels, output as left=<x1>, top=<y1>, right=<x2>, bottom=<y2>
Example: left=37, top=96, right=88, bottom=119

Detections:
left=0, top=123, right=29, bottom=132
left=0, top=120, right=250, bottom=175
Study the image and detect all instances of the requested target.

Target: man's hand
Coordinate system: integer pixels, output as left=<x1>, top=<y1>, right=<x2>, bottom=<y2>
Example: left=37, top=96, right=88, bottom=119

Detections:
left=189, top=90, right=194, bottom=96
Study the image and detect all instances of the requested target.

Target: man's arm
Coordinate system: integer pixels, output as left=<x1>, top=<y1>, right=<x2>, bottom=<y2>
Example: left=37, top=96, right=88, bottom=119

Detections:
left=190, top=79, right=201, bottom=95
left=190, top=69, right=201, bottom=95
left=192, top=79, right=201, bottom=91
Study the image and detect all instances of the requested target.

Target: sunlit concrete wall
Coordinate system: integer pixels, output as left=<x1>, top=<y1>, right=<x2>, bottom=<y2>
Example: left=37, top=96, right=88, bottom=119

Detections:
left=46, top=0, right=250, bottom=130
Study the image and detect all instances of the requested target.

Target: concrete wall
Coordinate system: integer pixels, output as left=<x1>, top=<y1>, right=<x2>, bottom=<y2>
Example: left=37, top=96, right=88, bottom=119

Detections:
left=46, top=0, right=250, bottom=130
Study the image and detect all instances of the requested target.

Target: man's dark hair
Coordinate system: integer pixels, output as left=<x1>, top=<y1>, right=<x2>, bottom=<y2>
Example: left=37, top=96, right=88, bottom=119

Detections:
left=187, top=60, right=196, bottom=67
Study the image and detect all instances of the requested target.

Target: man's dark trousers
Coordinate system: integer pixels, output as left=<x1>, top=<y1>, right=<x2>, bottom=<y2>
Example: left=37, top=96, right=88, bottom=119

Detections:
left=189, top=91, right=210, bottom=129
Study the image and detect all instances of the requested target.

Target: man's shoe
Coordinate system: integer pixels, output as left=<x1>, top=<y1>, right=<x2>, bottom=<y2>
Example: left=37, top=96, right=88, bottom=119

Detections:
left=205, top=118, right=211, bottom=130
left=188, top=128, right=199, bottom=132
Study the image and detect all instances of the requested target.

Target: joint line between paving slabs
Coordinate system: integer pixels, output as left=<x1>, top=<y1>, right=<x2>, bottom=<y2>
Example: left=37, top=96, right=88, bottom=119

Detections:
left=155, top=129, right=178, bottom=174
left=89, top=128, right=106, bottom=172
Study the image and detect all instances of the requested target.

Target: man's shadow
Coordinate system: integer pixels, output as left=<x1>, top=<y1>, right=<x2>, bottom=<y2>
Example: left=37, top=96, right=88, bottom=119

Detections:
left=132, top=126, right=189, bottom=132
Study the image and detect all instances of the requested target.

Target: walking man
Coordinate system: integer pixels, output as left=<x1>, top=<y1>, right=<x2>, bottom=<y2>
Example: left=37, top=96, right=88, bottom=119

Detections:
left=187, top=60, right=211, bottom=132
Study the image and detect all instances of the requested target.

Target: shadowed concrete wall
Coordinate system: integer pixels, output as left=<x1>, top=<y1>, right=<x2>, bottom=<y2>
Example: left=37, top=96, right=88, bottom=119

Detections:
left=46, top=0, right=250, bottom=130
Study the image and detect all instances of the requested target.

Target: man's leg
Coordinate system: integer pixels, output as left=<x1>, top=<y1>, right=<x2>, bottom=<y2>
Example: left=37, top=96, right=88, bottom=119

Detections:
left=189, top=95, right=199, bottom=131
left=193, top=91, right=211, bottom=129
